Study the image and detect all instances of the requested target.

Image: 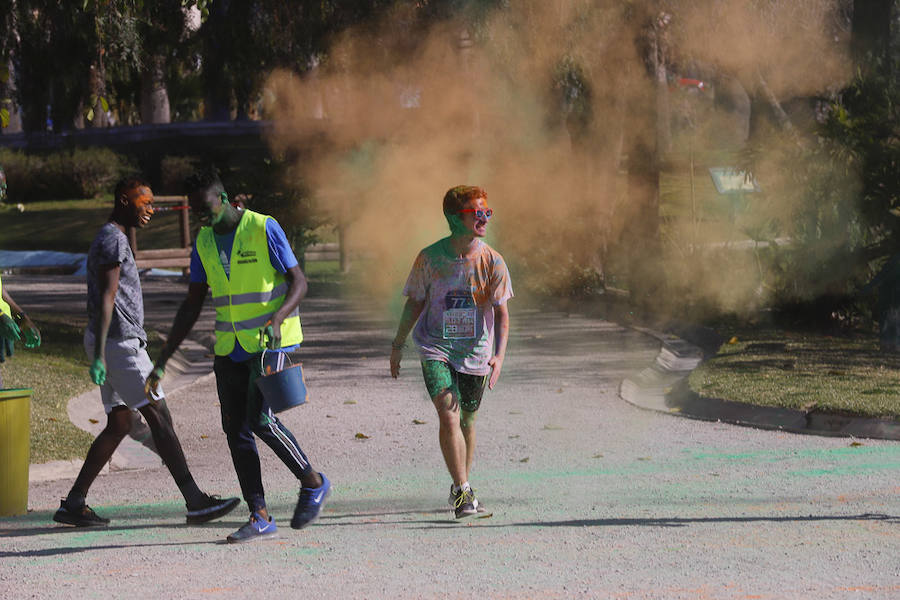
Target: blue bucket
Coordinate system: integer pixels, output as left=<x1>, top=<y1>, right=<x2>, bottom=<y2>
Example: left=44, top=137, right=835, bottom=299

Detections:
left=255, top=350, right=308, bottom=413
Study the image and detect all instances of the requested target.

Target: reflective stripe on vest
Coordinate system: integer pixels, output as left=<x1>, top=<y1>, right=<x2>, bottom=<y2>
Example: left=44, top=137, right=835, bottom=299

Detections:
left=0, top=274, right=10, bottom=316
left=196, top=210, right=303, bottom=355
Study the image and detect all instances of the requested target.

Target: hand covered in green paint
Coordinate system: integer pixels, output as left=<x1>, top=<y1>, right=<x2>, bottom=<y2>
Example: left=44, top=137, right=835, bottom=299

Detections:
left=144, top=365, right=165, bottom=401
left=260, top=321, right=281, bottom=350
left=19, top=315, right=41, bottom=348
left=0, top=313, right=21, bottom=343
left=89, top=357, right=107, bottom=386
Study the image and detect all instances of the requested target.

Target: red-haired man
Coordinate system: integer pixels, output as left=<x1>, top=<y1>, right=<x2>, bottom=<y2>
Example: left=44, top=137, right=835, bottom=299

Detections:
left=390, top=185, right=512, bottom=518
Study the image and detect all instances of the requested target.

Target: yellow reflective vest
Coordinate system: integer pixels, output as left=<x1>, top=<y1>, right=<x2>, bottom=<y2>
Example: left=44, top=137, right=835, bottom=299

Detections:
left=0, top=274, right=11, bottom=316
left=195, top=210, right=303, bottom=356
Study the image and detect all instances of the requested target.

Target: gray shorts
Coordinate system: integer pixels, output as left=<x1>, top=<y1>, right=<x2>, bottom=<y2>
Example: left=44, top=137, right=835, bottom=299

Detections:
left=83, top=331, right=164, bottom=414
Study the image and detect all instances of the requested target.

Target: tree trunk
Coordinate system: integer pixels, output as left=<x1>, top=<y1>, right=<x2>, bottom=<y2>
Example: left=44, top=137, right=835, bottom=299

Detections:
left=623, top=6, right=666, bottom=314
left=457, top=28, right=480, bottom=138
left=1, top=59, right=23, bottom=134
left=653, top=13, right=671, bottom=157
left=86, top=61, right=109, bottom=128
left=140, top=54, right=171, bottom=124
left=202, top=2, right=232, bottom=121
left=757, top=72, right=794, bottom=132
left=625, top=136, right=663, bottom=313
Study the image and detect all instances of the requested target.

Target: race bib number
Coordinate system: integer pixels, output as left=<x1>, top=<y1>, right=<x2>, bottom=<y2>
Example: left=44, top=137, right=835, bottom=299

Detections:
left=443, top=291, right=476, bottom=339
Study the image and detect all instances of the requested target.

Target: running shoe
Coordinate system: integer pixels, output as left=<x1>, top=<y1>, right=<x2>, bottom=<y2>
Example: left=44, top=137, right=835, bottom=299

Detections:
left=450, top=485, right=487, bottom=514
left=52, top=499, right=110, bottom=527
left=291, top=472, right=331, bottom=529
left=454, top=487, right=480, bottom=519
left=226, top=512, right=278, bottom=543
left=186, top=494, right=241, bottom=524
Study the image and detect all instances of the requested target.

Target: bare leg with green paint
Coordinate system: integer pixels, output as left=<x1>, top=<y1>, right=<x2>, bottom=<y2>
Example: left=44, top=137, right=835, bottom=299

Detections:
left=432, top=390, right=467, bottom=486
left=460, top=409, right=477, bottom=480
left=390, top=186, right=512, bottom=520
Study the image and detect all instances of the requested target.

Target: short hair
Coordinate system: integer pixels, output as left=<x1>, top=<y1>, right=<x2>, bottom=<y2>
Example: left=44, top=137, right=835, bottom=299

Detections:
left=114, top=175, right=151, bottom=203
left=184, top=169, right=223, bottom=196
left=442, top=185, right=487, bottom=217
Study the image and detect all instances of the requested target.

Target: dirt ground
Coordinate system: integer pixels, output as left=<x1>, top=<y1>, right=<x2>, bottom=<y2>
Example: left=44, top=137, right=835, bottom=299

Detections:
left=1, top=276, right=899, bottom=599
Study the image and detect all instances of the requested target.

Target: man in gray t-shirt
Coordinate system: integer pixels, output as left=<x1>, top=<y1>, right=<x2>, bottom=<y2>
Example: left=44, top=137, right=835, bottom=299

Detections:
left=391, top=185, right=512, bottom=520
left=86, top=222, right=146, bottom=343
left=53, top=176, right=239, bottom=529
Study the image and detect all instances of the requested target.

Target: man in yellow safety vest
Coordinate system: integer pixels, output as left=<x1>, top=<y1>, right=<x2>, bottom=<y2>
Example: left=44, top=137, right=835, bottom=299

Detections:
left=146, top=171, right=330, bottom=543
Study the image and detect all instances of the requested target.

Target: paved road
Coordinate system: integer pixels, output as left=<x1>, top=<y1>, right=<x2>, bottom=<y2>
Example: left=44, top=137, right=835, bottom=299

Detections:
left=1, top=276, right=899, bottom=599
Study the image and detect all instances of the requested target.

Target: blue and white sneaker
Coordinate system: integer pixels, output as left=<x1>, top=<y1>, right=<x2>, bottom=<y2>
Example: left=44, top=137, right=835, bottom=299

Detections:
left=226, top=512, right=278, bottom=543
left=291, top=472, right=331, bottom=529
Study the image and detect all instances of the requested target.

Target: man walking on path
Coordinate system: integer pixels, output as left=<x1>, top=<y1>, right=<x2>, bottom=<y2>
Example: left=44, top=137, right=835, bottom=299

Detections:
left=390, top=185, right=512, bottom=518
left=0, top=274, right=42, bottom=384
left=146, top=171, right=330, bottom=543
left=53, top=176, right=240, bottom=528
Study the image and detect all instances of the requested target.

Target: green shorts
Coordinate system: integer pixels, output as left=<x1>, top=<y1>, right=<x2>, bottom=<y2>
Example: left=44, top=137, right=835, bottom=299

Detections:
left=421, top=360, right=488, bottom=413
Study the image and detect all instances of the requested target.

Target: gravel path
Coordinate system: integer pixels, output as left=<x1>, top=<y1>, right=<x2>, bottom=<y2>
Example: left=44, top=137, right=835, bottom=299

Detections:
left=1, top=276, right=899, bottom=599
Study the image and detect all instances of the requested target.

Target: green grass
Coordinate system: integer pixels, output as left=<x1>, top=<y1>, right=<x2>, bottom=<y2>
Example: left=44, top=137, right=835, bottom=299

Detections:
left=689, top=328, right=900, bottom=419
left=2, top=312, right=95, bottom=463
left=1, top=312, right=167, bottom=463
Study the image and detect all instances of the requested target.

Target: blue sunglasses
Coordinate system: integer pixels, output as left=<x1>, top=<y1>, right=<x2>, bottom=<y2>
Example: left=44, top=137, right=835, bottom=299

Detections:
left=459, top=208, right=493, bottom=220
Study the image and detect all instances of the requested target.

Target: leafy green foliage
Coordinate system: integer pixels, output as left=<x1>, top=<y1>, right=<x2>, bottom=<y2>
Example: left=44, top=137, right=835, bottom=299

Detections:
left=755, top=51, right=900, bottom=306
left=0, top=148, right=131, bottom=202
left=2, top=311, right=94, bottom=464
left=822, top=54, right=900, bottom=259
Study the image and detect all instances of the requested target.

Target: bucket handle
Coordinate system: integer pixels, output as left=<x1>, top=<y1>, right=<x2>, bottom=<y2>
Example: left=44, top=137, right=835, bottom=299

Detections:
left=260, top=348, right=295, bottom=376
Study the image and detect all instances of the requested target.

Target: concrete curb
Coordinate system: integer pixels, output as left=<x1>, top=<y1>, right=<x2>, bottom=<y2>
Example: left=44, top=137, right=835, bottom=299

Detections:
left=28, top=335, right=214, bottom=482
left=620, top=326, right=900, bottom=441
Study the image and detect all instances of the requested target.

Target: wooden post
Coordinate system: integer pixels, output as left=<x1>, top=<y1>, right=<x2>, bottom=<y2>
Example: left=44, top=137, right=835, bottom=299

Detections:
left=338, top=223, right=350, bottom=274
left=179, top=207, right=190, bottom=248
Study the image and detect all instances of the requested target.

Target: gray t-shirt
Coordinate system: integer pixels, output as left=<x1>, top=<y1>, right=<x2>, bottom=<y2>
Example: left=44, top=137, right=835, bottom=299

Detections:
left=403, top=238, right=513, bottom=375
left=86, top=223, right=146, bottom=341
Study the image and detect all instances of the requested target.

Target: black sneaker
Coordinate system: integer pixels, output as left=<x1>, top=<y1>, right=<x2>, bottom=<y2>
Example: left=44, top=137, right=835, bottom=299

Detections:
left=186, top=494, right=241, bottom=525
left=291, top=472, right=331, bottom=529
left=52, top=499, right=110, bottom=527
left=454, top=487, right=480, bottom=519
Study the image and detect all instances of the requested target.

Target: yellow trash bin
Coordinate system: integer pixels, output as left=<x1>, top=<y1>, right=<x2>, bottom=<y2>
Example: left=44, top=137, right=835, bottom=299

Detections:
left=0, top=388, right=33, bottom=517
